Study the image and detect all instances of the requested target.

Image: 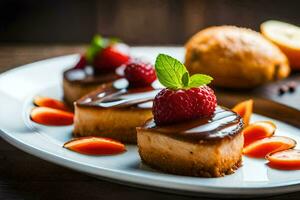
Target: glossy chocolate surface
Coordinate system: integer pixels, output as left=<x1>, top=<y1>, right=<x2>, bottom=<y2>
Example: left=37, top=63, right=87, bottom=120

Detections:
left=63, top=66, right=119, bottom=85
left=76, top=79, right=161, bottom=109
left=141, top=106, right=243, bottom=142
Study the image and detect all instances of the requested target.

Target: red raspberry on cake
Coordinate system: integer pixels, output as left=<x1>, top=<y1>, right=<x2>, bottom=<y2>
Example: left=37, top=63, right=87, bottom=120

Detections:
left=124, top=60, right=156, bottom=87
left=153, top=86, right=216, bottom=125
left=152, top=54, right=216, bottom=125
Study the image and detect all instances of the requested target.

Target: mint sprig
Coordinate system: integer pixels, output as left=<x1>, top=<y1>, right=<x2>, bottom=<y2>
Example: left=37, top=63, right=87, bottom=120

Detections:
left=85, top=35, right=121, bottom=64
left=155, top=54, right=213, bottom=89
left=86, top=35, right=105, bottom=64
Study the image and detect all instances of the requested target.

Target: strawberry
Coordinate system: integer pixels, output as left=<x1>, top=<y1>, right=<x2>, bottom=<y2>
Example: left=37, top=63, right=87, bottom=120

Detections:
left=93, top=46, right=129, bottom=72
left=153, top=54, right=216, bottom=125
left=74, top=54, right=87, bottom=69
left=85, top=35, right=129, bottom=72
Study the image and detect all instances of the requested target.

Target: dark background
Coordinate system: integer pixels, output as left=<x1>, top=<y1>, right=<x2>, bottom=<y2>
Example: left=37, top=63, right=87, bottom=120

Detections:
left=1, top=1, right=300, bottom=199
left=1, top=0, right=300, bottom=45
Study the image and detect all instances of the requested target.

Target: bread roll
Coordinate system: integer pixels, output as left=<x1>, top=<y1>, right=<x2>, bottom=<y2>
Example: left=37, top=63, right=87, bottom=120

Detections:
left=185, top=26, right=290, bottom=88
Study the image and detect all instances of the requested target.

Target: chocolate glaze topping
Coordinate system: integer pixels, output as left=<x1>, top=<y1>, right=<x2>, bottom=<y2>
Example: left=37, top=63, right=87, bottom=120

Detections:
left=63, top=66, right=119, bottom=85
left=140, top=106, right=243, bottom=142
left=76, top=79, right=161, bottom=109
left=75, top=77, right=243, bottom=141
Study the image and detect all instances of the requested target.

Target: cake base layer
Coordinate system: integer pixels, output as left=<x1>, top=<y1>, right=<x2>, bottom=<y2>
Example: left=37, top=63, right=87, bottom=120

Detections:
left=137, top=129, right=243, bottom=177
left=63, top=78, right=100, bottom=106
left=74, top=105, right=153, bottom=143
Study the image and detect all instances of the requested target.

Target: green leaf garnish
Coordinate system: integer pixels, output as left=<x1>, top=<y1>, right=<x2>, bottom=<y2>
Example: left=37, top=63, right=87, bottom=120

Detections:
left=189, top=74, right=213, bottom=88
left=86, top=35, right=105, bottom=64
left=155, top=54, right=213, bottom=89
left=181, top=72, right=190, bottom=87
left=109, top=37, right=121, bottom=44
left=85, top=35, right=121, bottom=64
left=155, top=54, right=188, bottom=89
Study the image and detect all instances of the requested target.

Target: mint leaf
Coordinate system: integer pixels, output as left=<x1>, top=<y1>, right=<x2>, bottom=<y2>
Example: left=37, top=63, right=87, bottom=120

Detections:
left=109, top=37, right=121, bottom=44
left=181, top=72, right=190, bottom=87
left=85, top=35, right=121, bottom=64
left=155, top=54, right=188, bottom=89
left=86, top=35, right=105, bottom=64
left=189, top=74, right=213, bottom=88
left=155, top=54, right=213, bottom=89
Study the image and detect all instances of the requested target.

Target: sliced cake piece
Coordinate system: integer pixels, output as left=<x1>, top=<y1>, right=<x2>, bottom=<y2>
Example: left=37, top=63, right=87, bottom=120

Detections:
left=137, top=54, right=244, bottom=177
left=74, top=59, right=158, bottom=143
left=63, top=67, right=118, bottom=105
left=137, top=107, right=244, bottom=177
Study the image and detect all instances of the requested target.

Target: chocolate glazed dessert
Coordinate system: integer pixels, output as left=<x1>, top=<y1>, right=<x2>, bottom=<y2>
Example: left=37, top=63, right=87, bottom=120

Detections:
left=137, top=107, right=244, bottom=177
left=63, top=67, right=119, bottom=106
left=137, top=54, right=244, bottom=177
left=141, top=107, right=243, bottom=142
left=63, top=35, right=130, bottom=106
left=73, top=60, right=158, bottom=143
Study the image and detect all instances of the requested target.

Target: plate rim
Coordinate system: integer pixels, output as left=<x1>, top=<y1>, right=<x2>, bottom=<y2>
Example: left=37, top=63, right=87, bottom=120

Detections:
left=1, top=51, right=300, bottom=197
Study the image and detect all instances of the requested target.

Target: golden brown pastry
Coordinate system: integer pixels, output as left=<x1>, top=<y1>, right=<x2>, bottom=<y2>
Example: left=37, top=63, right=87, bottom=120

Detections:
left=185, top=26, right=290, bottom=88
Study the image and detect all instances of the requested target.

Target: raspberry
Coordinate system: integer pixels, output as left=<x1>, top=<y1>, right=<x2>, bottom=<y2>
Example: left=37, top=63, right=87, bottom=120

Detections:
left=124, top=60, right=156, bottom=87
left=153, top=86, right=217, bottom=125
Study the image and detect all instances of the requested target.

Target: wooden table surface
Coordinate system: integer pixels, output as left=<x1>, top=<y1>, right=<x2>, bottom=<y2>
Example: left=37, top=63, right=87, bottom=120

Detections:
left=0, top=45, right=300, bottom=200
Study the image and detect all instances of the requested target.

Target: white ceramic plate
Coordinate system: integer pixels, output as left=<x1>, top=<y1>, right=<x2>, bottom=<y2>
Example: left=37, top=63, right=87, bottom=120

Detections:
left=1, top=47, right=300, bottom=197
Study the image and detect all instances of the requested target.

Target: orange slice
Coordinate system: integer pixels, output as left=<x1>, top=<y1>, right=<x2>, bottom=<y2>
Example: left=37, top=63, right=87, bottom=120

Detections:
left=64, top=137, right=126, bottom=155
left=33, top=96, right=69, bottom=111
left=261, top=20, right=300, bottom=69
left=243, top=121, right=276, bottom=147
left=232, top=99, right=253, bottom=126
left=267, top=149, right=300, bottom=170
left=30, top=107, right=74, bottom=126
left=243, top=136, right=296, bottom=158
